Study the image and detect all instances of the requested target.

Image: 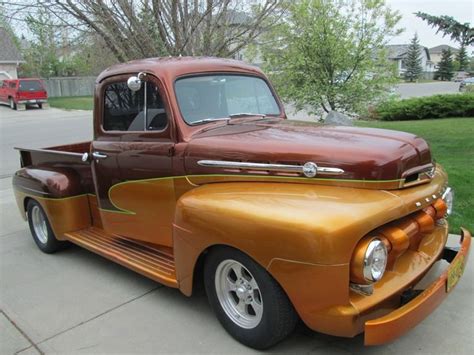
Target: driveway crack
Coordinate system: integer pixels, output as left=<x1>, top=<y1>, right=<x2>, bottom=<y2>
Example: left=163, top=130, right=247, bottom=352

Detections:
left=1, top=309, right=44, bottom=355
left=36, top=286, right=161, bottom=346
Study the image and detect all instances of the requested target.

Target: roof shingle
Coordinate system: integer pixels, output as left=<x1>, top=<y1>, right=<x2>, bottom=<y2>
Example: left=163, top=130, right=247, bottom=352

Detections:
left=0, top=27, right=24, bottom=63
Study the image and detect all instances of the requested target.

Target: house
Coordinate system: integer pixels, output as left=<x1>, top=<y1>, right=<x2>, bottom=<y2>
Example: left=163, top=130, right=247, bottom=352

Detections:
left=429, top=45, right=459, bottom=67
left=0, top=27, right=24, bottom=79
left=386, top=44, right=435, bottom=76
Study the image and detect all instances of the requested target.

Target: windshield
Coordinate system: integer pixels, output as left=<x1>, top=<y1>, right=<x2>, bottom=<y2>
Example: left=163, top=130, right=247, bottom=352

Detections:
left=175, top=74, right=280, bottom=125
left=19, top=80, right=43, bottom=92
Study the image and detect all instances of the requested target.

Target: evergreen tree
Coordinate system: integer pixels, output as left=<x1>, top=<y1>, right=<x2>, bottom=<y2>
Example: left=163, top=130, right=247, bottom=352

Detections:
left=456, top=44, right=469, bottom=71
left=404, top=34, right=423, bottom=82
left=436, top=49, right=455, bottom=81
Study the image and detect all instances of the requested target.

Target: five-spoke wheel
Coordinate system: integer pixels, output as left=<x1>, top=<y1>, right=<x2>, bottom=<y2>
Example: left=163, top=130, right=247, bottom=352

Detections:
left=215, top=260, right=263, bottom=329
left=27, top=199, right=68, bottom=253
left=204, top=247, right=298, bottom=349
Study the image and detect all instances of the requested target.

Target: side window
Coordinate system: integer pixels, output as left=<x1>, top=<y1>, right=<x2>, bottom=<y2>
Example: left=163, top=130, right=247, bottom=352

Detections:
left=103, top=81, right=167, bottom=131
left=9, top=82, right=16, bottom=89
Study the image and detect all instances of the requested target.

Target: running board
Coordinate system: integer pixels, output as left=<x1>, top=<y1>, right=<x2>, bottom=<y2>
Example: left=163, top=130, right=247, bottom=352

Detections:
left=64, top=227, right=178, bottom=288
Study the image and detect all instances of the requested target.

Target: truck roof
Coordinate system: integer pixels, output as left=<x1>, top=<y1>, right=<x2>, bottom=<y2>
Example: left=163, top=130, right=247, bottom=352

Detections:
left=96, top=56, right=264, bottom=83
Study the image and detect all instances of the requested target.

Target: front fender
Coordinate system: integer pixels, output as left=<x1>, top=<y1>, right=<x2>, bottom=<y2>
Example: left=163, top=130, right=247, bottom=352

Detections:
left=173, top=181, right=404, bottom=295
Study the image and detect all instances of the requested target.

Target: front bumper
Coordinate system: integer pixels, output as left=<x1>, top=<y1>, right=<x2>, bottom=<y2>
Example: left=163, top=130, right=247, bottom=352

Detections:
left=364, top=228, right=471, bottom=345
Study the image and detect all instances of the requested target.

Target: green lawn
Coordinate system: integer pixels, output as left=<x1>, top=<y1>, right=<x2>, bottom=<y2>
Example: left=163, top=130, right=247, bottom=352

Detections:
left=356, top=118, right=473, bottom=234
left=48, top=96, right=93, bottom=110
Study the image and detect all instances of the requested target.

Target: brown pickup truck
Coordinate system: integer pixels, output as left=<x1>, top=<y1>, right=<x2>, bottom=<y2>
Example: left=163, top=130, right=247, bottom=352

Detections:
left=13, top=57, right=470, bottom=349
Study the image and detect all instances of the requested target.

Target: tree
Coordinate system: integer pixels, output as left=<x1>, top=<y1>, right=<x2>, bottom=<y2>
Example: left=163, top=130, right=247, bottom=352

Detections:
left=404, top=33, right=423, bottom=82
left=3, top=0, right=285, bottom=62
left=261, top=0, right=402, bottom=115
left=19, top=8, right=65, bottom=77
left=436, top=49, right=454, bottom=81
left=415, top=12, right=473, bottom=46
left=455, top=44, right=469, bottom=71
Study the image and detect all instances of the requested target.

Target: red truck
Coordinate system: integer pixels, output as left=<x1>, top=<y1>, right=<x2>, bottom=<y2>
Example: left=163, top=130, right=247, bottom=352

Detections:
left=0, top=78, right=48, bottom=110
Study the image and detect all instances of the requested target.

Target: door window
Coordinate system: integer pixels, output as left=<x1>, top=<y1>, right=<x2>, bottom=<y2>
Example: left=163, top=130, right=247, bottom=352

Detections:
left=103, top=81, right=167, bottom=131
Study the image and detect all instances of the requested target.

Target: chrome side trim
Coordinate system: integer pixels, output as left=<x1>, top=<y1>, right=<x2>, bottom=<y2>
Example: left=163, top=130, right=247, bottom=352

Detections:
left=197, top=160, right=345, bottom=176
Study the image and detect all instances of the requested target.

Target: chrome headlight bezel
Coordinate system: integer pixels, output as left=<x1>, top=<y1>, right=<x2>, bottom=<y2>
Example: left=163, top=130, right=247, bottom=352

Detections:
left=363, top=239, right=388, bottom=282
left=442, top=187, right=454, bottom=216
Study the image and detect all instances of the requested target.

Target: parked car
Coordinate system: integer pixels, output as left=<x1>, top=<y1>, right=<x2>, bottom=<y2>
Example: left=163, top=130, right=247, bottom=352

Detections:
left=12, top=57, right=470, bottom=349
left=454, top=71, right=470, bottom=82
left=0, top=78, right=48, bottom=110
left=459, top=77, right=474, bottom=91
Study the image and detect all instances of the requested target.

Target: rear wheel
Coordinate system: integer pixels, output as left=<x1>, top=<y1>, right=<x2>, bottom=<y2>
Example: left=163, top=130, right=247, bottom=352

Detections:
left=9, top=98, right=16, bottom=110
left=27, top=200, right=68, bottom=253
left=38, top=103, right=43, bottom=109
left=204, top=247, right=298, bottom=349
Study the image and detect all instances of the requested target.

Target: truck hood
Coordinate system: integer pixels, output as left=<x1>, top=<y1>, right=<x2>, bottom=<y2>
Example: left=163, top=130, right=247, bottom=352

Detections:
left=184, top=119, right=432, bottom=189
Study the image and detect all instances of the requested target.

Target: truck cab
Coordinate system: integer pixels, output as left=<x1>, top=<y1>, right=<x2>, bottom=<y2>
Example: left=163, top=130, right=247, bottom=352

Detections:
left=12, top=57, right=470, bottom=349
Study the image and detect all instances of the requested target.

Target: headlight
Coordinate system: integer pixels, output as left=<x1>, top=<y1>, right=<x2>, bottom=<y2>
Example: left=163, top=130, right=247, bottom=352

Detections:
left=363, top=239, right=388, bottom=282
left=442, top=187, right=454, bottom=216
left=351, top=238, right=388, bottom=284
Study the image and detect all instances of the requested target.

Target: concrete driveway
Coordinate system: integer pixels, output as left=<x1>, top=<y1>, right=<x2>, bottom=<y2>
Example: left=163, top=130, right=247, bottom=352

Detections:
left=1, top=105, right=473, bottom=354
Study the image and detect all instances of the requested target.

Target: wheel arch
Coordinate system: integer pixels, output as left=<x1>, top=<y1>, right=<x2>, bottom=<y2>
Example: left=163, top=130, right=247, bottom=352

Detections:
left=186, top=243, right=295, bottom=303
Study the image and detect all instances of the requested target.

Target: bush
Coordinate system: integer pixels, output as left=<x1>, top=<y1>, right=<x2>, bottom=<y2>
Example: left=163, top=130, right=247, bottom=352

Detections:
left=372, top=93, right=474, bottom=121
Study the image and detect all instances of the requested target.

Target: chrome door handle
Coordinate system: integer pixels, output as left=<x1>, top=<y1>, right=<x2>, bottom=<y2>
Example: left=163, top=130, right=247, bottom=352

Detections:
left=92, top=152, right=108, bottom=159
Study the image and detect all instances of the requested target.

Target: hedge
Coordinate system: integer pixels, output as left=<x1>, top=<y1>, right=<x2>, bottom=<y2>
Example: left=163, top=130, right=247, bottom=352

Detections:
left=373, top=93, right=474, bottom=121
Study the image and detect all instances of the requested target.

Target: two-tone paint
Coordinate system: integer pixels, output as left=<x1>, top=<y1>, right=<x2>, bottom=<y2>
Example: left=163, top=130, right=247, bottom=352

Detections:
left=12, top=57, right=471, bottom=346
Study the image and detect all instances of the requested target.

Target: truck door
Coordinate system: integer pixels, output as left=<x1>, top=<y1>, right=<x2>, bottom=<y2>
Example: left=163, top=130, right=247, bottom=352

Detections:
left=91, top=73, right=176, bottom=247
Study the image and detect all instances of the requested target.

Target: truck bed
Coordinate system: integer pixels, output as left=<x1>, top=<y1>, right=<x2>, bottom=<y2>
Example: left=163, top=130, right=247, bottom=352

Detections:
left=16, top=141, right=91, bottom=166
left=15, top=141, right=94, bottom=193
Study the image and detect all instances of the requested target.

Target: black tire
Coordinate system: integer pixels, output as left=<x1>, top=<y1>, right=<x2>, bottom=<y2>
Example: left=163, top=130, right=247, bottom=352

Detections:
left=26, top=200, right=68, bottom=253
left=204, top=247, right=298, bottom=349
left=9, top=98, right=17, bottom=110
left=38, top=103, right=43, bottom=109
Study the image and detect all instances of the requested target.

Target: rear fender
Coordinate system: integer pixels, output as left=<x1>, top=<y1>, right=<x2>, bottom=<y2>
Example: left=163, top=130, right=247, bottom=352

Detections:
left=13, top=167, right=91, bottom=238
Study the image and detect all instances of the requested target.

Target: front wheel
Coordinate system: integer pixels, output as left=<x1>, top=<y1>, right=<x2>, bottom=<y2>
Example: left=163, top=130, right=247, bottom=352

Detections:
left=204, top=247, right=298, bottom=349
left=27, top=200, right=68, bottom=253
left=9, top=98, right=17, bottom=110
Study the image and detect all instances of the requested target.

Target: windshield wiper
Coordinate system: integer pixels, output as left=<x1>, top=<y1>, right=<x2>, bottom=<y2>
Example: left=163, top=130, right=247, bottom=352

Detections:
left=189, top=117, right=230, bottom=126
left=229, top=113, right=266, bottom=118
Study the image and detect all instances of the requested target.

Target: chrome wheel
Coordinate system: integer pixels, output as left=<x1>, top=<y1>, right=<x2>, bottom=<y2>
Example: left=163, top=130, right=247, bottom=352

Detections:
left=215, top=259, right=263, bottom=329
left=31, top=205, right=48, bottom=244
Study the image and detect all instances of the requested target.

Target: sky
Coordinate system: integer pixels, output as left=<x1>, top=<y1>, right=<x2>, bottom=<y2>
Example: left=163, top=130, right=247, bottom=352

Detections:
left=386, top=0, right=474, bottom=50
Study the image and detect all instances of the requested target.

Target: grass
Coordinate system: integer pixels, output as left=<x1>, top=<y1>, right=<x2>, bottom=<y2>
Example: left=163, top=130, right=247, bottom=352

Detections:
left=48, top=96, right=93, bottom=110
left=356, top=117, right=474, bottom=234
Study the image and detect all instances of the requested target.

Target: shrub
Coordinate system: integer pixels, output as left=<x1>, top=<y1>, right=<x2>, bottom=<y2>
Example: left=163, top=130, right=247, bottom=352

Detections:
left=372, top=93, right=474, bottom=121
left=464, top=85, right=474, bottom=93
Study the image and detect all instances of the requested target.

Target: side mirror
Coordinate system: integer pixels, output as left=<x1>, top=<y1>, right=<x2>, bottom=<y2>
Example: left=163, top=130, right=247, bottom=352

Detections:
left=127, top=76, right=142, bottom=92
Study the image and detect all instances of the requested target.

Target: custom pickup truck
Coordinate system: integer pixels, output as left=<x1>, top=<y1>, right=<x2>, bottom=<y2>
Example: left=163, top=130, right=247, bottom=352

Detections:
left=13, top=57, right=470, bottom=349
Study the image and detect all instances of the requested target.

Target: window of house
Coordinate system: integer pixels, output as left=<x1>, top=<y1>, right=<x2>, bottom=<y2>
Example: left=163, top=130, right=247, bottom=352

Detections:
left=103, top=81, right=167, bottom=131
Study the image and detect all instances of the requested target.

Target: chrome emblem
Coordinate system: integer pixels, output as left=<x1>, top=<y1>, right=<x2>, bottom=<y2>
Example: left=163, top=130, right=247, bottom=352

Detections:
left=302, top=162, right=318, bottom=178
left=426, top=166, right=436, bottom=178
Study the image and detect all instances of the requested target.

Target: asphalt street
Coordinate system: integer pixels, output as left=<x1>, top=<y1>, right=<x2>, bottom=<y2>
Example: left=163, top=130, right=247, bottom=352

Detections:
left=1, top=97, right=473, bottom=353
